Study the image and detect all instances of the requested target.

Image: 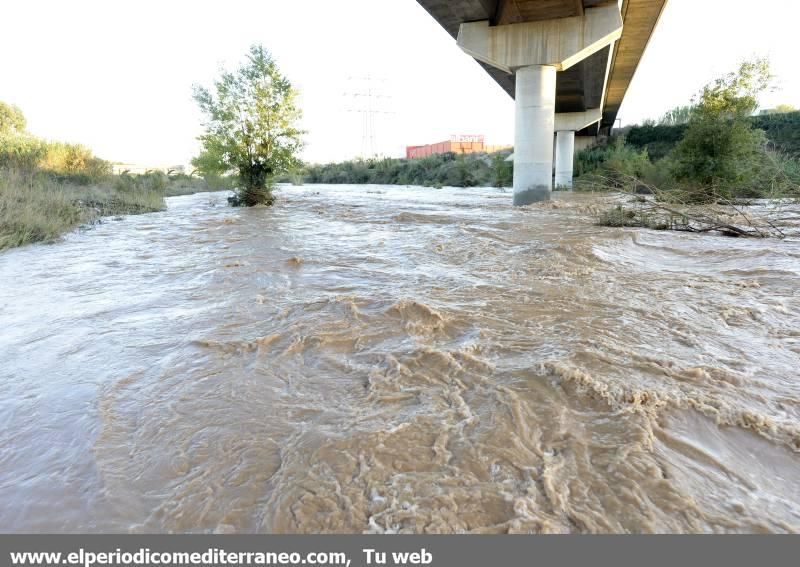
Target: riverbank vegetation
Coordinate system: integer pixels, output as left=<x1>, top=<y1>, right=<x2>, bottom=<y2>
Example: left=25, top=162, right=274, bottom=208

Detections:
left=192, top=45, right=304, bottom=207
left=0, top=101, right=225, bottom=251
left=576, top=59, right=800, bottom=237
left=0, top=168, right=169, bottom=251
left=302, top=150, right=513, bottom=188
left=619, top=109, right=800, bottom=162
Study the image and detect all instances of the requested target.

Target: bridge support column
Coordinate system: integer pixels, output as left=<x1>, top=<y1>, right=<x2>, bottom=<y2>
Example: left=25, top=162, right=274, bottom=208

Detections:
left=457, top=5, right=623, bottom=205
left=513, top=65, right=557, bottom=206
left=555, top=130, right=575, bottom=189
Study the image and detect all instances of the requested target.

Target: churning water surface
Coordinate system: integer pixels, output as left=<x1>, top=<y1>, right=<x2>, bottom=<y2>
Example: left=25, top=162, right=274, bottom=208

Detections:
left=1, top=184, right=799, bottom=533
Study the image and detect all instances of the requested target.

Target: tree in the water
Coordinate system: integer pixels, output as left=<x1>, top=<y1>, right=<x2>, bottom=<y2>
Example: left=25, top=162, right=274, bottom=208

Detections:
left=192, top=45, right=304, bottom=206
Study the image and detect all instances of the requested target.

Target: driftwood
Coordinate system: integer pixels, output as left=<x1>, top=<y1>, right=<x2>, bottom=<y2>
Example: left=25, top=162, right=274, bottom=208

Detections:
left=580, top=174, right=794, bottom=239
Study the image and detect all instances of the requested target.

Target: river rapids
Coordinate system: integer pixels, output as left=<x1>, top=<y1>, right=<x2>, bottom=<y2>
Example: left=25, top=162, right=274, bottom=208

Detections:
left=1, top=184, right=799, bottom=533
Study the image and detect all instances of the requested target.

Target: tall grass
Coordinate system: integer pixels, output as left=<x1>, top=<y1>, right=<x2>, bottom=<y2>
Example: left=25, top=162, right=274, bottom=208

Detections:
left=0, top=169, right=166, bottom=251
left=0, top=172, right=80, bottom=250
left=0, top=123, right=224, bottom=251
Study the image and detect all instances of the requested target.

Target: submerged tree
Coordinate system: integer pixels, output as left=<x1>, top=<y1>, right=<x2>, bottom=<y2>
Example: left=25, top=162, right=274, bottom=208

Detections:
left=192, top=45, right=304, bottom=206
left=671, top=58, right=773, bottom=200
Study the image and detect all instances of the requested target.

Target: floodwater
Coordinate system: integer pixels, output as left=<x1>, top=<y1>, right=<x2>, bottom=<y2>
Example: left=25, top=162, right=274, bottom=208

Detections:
left=1, top=184, right=799, bottom=533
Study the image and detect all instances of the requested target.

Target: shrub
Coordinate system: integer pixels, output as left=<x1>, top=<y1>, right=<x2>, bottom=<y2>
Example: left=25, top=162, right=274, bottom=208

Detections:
left=575, top=137, right=651, bottom=183
left=490, top=151, right=513, bottom=187
left=671, top=59, right=773, bottom=202
left=0, top=102, right=26, bottom=134
left=303, top=151, right=507, bottom=189
left=0, top=134, right=110, bottom=183
left=0, top=133, right=46, bottom=171
left=752, top=111, right=800, bottom=157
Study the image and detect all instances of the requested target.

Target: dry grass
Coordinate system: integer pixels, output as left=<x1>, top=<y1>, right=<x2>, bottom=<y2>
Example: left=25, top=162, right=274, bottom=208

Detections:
left=0, top=169, right=165, bottom=251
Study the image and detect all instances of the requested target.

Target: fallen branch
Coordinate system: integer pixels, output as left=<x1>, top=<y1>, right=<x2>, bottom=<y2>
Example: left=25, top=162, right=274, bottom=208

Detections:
left=584, top=174, right=794, bottom=238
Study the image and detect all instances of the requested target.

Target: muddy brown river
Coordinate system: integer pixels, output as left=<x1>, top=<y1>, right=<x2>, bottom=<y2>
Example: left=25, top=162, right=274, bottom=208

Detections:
left=1, top=185, right=799, bottom=533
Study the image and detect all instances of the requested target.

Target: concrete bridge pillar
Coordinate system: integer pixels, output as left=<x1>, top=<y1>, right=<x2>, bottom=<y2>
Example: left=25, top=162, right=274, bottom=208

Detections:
left=555, top=130, right=576, bottom=189
left=514, top=65, right=557, bottom=205
left=457, top=4, right=623, bottom=205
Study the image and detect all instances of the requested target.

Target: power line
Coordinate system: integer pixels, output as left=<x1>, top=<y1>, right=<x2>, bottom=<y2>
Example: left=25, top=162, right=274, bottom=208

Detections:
left=343, top=74, right=395, bottom=158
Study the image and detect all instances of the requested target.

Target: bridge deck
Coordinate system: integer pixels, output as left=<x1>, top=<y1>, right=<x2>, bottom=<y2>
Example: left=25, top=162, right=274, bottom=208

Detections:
left=416, top=0, right=667, bottom=134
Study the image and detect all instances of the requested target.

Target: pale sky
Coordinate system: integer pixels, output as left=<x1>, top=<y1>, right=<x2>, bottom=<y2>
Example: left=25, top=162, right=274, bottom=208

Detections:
left=1, top=0, right=798, bottom=166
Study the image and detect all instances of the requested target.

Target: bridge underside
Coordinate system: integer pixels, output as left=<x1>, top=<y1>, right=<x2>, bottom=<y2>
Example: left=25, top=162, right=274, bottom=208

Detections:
left=417, top=0, right=667, bottom=136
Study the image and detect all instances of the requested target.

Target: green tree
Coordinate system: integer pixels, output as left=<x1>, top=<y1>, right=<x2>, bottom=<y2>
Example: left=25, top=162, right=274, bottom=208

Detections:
left=192, top=45, right=304, bottom=206
left=0, top=102, right=26, bottom=134
left=671, top=58, right=772, bottom=201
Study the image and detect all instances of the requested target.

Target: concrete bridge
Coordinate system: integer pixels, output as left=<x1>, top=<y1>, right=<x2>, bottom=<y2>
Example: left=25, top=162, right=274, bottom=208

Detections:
left=416, top=0, right=668, bottom=204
